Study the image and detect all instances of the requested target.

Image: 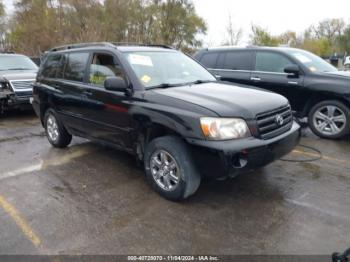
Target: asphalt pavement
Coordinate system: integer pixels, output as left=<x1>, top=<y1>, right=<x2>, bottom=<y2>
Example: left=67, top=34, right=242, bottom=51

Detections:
left=0, top=111, right=349, bottom=255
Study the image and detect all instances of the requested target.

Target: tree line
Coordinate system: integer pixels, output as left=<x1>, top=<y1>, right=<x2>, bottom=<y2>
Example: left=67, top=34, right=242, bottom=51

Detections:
left=0, top=0, right=348, bottom=58
left=0, top=0, right=207, bottom=56
left=242, top=19, right=350, bottom=57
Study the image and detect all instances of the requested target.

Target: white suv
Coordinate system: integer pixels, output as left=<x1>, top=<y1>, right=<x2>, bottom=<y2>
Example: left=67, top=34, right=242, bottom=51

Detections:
left=344, top=56, right=350, bottom=70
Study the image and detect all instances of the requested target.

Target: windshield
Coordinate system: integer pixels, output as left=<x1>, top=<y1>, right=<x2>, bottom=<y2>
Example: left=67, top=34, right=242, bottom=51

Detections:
left=124, top=51, right=216, bottom=88
left=0, top=56, right=38, bottom=71
left=285, top=49, right=337, bottom=73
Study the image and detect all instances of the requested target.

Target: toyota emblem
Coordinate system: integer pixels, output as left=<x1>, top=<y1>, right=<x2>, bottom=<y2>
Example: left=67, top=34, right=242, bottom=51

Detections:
left=275, top=114, right=284, bottom=126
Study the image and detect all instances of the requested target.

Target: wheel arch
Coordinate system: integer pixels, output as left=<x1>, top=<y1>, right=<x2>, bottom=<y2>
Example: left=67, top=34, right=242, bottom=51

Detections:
left=301, top=93, right=350, bottom=118
left=40, top=102, right=49, bottom=126
left=134, top=121, right=186, bottom=161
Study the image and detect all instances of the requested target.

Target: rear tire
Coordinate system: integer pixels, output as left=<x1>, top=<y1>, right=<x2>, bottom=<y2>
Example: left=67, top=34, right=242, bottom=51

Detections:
left=308, top=100, right=350, bottom=139
left=144, top=136, right=201, bottom=201
left=44, top=109, right=72, bottom=148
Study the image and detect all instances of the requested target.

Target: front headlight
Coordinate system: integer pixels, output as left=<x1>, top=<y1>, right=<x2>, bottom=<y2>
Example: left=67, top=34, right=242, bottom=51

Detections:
left=200, top=117, right=251, bottom=140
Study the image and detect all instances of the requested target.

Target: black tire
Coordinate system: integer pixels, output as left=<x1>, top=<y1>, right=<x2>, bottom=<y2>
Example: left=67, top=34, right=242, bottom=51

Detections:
left=144, top=136, right=201, bottom=201
left=44, top=109, right=72, bottom=148
left=308, top=100, right=350, bottom=139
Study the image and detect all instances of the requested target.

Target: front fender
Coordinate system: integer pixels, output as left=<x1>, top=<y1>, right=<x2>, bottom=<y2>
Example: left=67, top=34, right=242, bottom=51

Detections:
left=129, top=103, right=205, bottom=139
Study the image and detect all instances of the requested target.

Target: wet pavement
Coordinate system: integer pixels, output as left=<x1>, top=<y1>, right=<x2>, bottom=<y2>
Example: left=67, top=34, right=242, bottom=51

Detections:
left=0, top=111, right=349, bottom=255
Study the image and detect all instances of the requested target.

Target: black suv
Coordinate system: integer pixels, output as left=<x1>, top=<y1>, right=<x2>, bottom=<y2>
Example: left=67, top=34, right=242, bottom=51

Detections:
left=33, top=43, right=300, bottom=201
left=195, top=47, right=350, bottom=139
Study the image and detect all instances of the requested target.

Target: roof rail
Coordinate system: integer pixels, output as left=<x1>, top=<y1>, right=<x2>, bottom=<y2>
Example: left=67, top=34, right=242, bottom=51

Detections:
left=49, top=42, right=117, bottom=52
left=111, top=42, right=173, bottom=49
left=207, top=45, right=261, bottom=50
left=245, top=45, right=261, bottom=48
left=49, top=42, right=174, bottom=52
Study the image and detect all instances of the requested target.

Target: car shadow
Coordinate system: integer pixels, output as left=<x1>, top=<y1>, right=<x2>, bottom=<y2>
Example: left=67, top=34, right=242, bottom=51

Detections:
left=0, top=109, right=36, bottom=120
left=59, top=140, right=285, bottom=205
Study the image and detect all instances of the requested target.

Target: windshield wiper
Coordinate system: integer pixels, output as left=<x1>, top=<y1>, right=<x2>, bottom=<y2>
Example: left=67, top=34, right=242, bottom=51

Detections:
left=188, top=79, right=216, bottom=85
left=4, top=68, right=32, bottom=71
left=147, top=80, right=215, bottom=90
left=147, top=83, right=185, bottom=90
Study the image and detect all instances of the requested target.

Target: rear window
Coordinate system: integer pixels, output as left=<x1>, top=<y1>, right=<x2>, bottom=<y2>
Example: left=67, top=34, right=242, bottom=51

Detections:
left=221, top=51, right=253, bottom=70
left=199, top=52, right=219, bottom=68
left=41, top=54, right=62, bottom=78
left=63, top=52, right=90, bottom=82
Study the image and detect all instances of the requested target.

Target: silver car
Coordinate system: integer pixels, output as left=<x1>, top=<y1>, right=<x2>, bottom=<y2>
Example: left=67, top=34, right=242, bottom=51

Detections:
left=0, top=54, right=38, bottom=113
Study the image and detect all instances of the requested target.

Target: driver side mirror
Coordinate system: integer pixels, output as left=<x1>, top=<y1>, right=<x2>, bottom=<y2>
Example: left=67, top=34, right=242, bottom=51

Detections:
left=104, top=77, right=128, bottom=92
left=284, top=65, right=300, bottom=77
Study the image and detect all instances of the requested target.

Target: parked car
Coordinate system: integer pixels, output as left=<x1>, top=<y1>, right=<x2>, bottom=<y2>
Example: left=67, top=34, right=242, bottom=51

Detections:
left=0, top=53, right=38, bottom=114
left=344, top=56, right=350, bottom=70
left=33, top=43, right=300, bottom=201
left=195, top=46, right=350, bottom=139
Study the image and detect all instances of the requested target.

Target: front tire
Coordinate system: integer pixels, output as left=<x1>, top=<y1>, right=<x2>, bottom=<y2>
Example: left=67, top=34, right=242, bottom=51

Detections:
left=44, top=109, right=72, bottom=148
left=308, top=100, right=350, bottom=139
left=144, top=136, right=201, bottom=201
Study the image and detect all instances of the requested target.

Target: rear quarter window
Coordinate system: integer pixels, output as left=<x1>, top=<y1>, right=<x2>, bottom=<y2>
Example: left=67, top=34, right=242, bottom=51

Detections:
left=199, top=52, right=219, bottom=68
left=63, top=52, right=90, bottom=82
left=41, top=54, right=62, bottom=78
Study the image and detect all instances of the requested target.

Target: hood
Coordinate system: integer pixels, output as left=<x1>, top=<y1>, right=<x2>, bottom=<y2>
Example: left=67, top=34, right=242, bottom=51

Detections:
left=0, top=70, right=38, bottom=81
left=153, top=82, right=289, bottom=119
left=323, top=71, right=350, bottom=78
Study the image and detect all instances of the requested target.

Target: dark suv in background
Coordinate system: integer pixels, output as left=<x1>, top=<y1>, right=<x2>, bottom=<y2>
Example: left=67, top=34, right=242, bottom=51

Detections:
left=195, top=47, right=350, bottom=139
left=33, top=42, right=300, bottom=201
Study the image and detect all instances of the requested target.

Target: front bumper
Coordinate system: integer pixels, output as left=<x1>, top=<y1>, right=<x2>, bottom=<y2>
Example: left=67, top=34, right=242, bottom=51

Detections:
left=186, top=121, right=301, bottom=178
left=7, top=93, right=33, bottom=109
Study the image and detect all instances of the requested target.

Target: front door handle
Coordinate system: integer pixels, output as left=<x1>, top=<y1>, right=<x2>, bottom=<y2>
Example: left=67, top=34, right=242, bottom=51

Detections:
left=250, top=77, right=261, bottom=81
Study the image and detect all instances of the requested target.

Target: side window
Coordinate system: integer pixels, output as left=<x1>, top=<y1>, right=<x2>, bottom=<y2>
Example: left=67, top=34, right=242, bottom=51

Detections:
left=222, top=51, right=253, bottom=70
left=89, top=53, right=125, bottom=86
left=199, top=53, right=219, bottom=68
left=255, top=52, right=295, bottom=73
left=41, top=54, right=62, bottom=78
left=63, top=52, right=90, bottom=82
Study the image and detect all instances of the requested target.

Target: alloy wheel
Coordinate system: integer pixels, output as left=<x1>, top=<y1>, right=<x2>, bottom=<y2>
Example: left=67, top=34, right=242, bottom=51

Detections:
left=313, top=105, right=347, bottom=136
left=150, top=150, right=180, bottom=192
left=47, top=114, right=59, bottom=142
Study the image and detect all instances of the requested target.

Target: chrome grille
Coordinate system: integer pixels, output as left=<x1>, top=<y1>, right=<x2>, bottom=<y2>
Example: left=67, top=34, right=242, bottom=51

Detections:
left=256, top=105, right=293, bottom=140
left=10, top=80, right=35, bottom=90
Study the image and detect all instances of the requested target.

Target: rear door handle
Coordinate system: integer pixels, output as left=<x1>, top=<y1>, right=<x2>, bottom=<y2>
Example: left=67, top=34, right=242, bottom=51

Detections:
left=83, top=90, right=93, bottom=95
left=250, top=77, right=261, bottom=81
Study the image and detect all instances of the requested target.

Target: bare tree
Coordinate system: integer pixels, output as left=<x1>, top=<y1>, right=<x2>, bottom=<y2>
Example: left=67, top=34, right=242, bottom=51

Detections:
left=308, top=18, right=345, bottom=43
left=222, top=13, right=242, bottom=46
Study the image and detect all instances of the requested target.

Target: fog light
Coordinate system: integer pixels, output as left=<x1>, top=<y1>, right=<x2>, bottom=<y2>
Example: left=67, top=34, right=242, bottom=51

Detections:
left=232, top=153, right=248, bottom=169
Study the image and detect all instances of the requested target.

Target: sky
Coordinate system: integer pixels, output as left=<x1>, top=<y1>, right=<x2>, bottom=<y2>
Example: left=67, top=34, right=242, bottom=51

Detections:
left=3, top=0, right=350, bottom=46
left=3, top=0, right=13, bottom=11
left=192, top=0, right=350, bottom=46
